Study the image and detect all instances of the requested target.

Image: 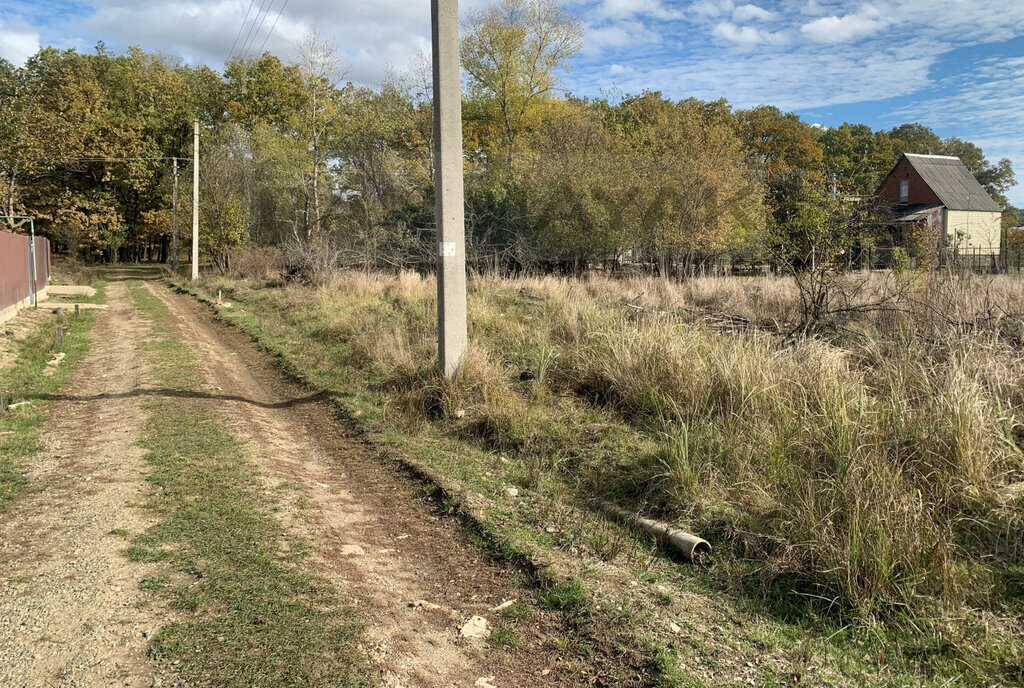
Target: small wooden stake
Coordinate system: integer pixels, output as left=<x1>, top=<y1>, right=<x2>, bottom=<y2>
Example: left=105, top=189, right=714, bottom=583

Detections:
left=75, top=304, right=80, bottom=317
left=56, top=324, right=64, bottom=349
left=0, top=388, right=5, bottom=415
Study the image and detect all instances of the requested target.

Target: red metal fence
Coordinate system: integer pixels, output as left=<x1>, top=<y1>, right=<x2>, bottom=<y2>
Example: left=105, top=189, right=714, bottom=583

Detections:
left=0, top=230, right=51, bottom=313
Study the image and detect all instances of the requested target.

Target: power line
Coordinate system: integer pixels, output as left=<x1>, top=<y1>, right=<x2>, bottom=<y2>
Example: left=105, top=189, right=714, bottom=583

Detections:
left=238, top=0, right=275, bottom=59
left=255, top=0, right=290, bottom=56
left=244, top=0, right=277, bottom=58
left=226, top=0, right=259, bottom=64
left=233, top=0, right=271, bottom=63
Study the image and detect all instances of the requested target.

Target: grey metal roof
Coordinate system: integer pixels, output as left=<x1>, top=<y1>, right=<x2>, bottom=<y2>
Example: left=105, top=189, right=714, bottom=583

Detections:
left=903, top=153, right=1002, bottom=212
left=892, top=203, right=944, bottom=222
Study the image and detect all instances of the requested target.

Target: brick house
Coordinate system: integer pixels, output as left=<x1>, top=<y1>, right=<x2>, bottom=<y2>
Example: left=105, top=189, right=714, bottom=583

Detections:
left=876, top=153, right=1003, bottom=257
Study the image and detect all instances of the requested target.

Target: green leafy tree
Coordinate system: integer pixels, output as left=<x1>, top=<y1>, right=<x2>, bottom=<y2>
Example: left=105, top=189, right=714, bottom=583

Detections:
left=736, top=105, right=824, bottom=243
left=888, top=123, right=944, bottom=155
left=942, top=137, right=1015, bottom=206
left=462, top=0, right=582, bottom=171
left=818, top=123, right=895, bottom=196
left=528, top=98, right=629, bottom=270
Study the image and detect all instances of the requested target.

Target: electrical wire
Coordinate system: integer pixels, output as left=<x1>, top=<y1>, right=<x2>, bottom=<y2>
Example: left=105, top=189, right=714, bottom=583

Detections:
left=238, top=0, right=275, bottom=59
left=254, top=0, right=290, bottom=57
left=226, top=0, right=259, bottom=64
left=233, top=0, right=272, bottom=62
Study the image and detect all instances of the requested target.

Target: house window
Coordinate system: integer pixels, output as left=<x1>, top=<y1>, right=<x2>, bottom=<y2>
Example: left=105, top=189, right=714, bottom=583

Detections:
left=900, top=179, right=909, bottom=204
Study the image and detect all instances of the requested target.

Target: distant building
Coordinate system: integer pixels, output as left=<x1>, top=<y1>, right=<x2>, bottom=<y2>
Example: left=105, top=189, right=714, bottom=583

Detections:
left=876, top=153, right=1003, bottom=256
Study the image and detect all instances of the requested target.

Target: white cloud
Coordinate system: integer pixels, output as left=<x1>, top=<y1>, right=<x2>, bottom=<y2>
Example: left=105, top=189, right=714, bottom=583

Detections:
left=689, top=0, right=735, bottom=18
left=800, top=3, right=890, bottom=43
left=803, top=0, right=827, bottom=16
left=712, top=21, right=786, bottom=46
left=731, top=4, right=773, bottom=22
left=572, top=46, right=934, bottom=110
left=31, top=0, right=475, bottom=85
left=585, top=19, right=662, bottom=54
left=595, top=0, right=685, bottom=21
left=0, top=16, right=40, bottom=65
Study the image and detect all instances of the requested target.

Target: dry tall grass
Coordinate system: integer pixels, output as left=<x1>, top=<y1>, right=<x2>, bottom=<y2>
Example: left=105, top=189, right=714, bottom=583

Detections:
left=213, top=264, right=1024, bottom=673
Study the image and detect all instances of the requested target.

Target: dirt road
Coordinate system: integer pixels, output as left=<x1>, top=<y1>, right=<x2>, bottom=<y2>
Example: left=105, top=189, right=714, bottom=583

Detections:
left=0, top=281, right=163, bottom=688
left=1, top=275, right=588, bottom=687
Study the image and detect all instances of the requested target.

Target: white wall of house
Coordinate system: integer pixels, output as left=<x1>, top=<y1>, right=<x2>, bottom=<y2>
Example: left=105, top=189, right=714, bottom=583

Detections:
left=943, top=209, right=1002, bottom=253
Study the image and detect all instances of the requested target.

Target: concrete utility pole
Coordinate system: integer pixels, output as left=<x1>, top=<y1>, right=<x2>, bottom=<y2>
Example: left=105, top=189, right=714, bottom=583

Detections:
left=191, top=120, right=200, bottom=280
left=431, top=0, right=468, bottom=378
left=172, top=157, right=179, bottom=271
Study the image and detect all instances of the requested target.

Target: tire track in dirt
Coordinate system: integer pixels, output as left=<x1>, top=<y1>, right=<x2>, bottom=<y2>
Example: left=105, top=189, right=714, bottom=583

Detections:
left=0, top=281, right=165, bottom=688
left=145, top=279, right=586, bottom=688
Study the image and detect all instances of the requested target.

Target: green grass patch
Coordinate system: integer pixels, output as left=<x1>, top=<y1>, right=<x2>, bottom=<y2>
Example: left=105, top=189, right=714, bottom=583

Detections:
left=140, top=575, right=169, bottom=591
left=125, top=279, right=370, bottom=688
left=500, top=600, right=533, bottom=621
left=1, top=307, right=98, bottom=512
left=488, top=624, right=520, bottom=649
left=539, top=575, right=589, bottom=616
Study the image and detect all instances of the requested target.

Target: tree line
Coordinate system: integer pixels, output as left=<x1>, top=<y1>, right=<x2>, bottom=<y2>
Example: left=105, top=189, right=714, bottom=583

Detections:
left=0, top=0, right=1017, bottom=274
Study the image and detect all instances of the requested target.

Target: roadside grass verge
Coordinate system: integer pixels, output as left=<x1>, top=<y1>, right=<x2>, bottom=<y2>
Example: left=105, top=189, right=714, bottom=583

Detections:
left=125, top=280, right=370, bottom=688
left=178, top=269, right=1024, bottom=688
left=0, top=305, right=98, bottom=512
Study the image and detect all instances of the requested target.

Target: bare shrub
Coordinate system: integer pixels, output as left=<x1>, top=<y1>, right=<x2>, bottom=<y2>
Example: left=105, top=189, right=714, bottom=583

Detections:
left=281, top=236, right=358, bottom=285
left=50, top=257, right=105, bottom=285
left=226, top=246, right=286, bottom=282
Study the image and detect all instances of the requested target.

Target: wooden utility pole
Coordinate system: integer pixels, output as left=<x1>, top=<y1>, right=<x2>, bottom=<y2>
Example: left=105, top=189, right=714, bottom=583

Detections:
left=431, top=0, right=468, bottom=378
left=191, top=120, right=200, bottom=280
left=172, top=157, right=179, bottom=271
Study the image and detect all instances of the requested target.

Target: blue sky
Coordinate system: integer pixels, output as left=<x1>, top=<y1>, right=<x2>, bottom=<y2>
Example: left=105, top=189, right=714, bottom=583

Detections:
left=2, top=0, right=1022, bottom=206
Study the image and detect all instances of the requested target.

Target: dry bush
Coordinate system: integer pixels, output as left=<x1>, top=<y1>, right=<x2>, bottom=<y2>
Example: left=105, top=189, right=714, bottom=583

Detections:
left=50, top=257, right=105, bottom=285
left=280, top=237, right=354, bottom=285
left=226, top=246, right=286, bottom=282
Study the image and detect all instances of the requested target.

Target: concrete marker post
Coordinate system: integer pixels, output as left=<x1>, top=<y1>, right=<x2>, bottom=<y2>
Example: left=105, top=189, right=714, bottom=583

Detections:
left=432, top=0, right=468, bottom=378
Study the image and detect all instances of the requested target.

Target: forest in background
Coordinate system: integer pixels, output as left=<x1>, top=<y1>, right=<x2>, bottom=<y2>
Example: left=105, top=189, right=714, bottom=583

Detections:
left=0, top=0, right=1019, bottom=274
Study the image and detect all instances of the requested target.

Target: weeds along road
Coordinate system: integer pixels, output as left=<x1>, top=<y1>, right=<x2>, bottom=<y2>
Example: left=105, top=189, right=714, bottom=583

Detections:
left=0, top=271, right=594, bottom=688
